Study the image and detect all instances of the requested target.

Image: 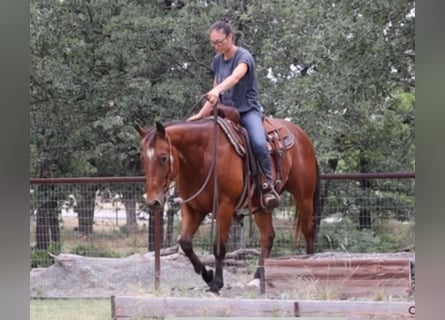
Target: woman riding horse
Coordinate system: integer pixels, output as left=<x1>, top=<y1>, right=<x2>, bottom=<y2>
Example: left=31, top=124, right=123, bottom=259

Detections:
left=187, top=20, right=280, bottom=210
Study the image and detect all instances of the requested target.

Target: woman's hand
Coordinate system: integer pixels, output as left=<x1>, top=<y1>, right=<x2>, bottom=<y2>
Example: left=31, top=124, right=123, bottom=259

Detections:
left=205, top=88, right=220, bottom=105
left=187, top=113, right=202, bottom=121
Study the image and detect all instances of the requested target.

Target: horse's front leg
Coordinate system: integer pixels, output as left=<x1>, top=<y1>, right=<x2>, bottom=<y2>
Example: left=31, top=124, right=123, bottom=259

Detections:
left=208, top=203, right=234, bottom=293
left=252, top=209, right=275, bottom=281
left=210, top=238, right=226, bottom=293
left=178, top=207, right=214, bottom=285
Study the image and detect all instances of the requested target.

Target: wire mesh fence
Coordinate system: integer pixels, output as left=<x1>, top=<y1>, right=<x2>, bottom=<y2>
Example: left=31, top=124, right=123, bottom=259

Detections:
left=30, top=174, right=414, bottom=268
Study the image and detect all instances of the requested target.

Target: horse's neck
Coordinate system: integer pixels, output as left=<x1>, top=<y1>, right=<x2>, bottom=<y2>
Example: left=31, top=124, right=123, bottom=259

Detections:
left=168, top=123, right=213, bottom=190
left=168, top=123, right=212, bottom=165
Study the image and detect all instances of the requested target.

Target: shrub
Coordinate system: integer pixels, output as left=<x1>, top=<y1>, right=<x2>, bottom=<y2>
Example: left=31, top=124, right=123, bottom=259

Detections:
left=30, top=243, right=61, bottom=268
left=318, top=216, right=414, bottom=253
left=31, top=250, right=53, bottom=268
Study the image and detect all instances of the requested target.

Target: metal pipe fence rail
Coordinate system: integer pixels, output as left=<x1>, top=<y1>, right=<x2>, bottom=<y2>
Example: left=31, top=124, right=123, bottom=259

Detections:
left=29, top=172, right=414, bottom=268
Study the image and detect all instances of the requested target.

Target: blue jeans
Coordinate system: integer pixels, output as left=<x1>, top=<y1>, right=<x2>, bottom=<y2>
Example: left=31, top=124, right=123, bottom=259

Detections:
left=239, top=109, right=273, bottom=185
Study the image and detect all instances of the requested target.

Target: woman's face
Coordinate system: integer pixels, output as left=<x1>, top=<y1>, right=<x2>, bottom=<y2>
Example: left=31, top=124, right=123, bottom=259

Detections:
left=209, top=29, right=232, bottom=54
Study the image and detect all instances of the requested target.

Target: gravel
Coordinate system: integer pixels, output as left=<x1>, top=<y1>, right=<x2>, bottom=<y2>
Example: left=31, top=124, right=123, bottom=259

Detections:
left=30, top=252, right=247, bottom=298
left=30, top=251, right=414, bottom=299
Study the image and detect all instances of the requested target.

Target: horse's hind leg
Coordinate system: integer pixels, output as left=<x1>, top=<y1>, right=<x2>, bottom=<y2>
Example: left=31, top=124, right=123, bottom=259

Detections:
left=284, top=152, right=319, bottom=254
left=178, top=207, right=214, bottom=285
left=287, top=177, right=317, bottom=254
left=297, top=198, right=316, bottom=254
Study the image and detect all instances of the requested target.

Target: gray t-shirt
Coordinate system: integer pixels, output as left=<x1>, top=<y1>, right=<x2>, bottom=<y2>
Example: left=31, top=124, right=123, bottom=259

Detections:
left=211, top=47, right=262, bottom=113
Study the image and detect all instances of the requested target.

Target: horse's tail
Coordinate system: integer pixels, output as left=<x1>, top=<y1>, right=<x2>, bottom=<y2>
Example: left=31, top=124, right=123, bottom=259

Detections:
left=312, top=160, right=322, bottom=252
left=293, top=159, right=321, bottom=253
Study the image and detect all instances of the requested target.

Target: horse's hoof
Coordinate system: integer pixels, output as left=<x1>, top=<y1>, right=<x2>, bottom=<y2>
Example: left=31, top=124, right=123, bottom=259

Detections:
left=202, top=268, right=214, bottom=284
left=217, top=281, right=224, bottom=290
left=208, top=286, right=220, bottom=295
left=209, top=279, right=224, bottom=291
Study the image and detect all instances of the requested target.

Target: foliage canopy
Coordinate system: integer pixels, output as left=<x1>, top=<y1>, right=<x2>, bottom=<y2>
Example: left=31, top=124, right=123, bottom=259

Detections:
left=30, top=0, right=415, bottom=177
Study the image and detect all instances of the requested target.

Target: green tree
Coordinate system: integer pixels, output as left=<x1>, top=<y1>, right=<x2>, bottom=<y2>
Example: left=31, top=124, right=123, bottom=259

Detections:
left=30, top=0, right=415, bottom=233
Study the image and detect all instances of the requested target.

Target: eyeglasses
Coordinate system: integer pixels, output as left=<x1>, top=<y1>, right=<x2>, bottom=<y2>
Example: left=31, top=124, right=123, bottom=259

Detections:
left=210, top=35, right=228, bottom=46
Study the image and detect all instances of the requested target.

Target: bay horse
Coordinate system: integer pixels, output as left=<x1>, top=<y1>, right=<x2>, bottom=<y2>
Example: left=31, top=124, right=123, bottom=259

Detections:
left=136, top=109, right=320, bottom=294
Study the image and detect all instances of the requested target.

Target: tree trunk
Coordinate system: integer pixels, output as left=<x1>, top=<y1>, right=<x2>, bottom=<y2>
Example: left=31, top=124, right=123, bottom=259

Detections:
left=35, top=158, right=60, bottom=250
left=35, top=205, right=50, bottom=250
left=77, top=184, right=95, bottom=236
left=227, top=214, right=245, bottom=252
left=165, top=208, right=175, bottom=247
left=123, top=196, right=139, bottom=234
left=358, top=157, right=372, bottom=230
left=321, top=158, right=338, bottom=216
left=49, top=211, right=61, bottom=250
left=35, top=198, right=60, bottom=251
left=122, top=186, right=139, bottom=235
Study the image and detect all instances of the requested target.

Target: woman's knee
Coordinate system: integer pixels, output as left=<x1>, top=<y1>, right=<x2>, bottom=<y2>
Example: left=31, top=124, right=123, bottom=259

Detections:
left=250, top=133, right=268, bottom=153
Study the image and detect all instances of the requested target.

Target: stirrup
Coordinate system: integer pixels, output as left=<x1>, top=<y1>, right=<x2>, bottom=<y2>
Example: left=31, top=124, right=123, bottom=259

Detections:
left=261, top=183, right=280, bottom=210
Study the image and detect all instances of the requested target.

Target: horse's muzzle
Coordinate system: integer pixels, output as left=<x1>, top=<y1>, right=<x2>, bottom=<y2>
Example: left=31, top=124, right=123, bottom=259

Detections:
left=145, top=191, right=165, bottom=211
left=146, top=199, right=163, bottom=210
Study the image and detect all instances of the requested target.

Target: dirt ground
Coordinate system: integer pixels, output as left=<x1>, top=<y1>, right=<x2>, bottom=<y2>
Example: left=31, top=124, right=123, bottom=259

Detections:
left=30, top=250, right=415, bottom=301
left=30, top=250, right=258, bottom=299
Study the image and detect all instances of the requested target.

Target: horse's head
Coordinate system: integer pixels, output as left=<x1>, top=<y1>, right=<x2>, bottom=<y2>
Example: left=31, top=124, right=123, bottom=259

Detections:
left=137, top=122, right=175, bottom=210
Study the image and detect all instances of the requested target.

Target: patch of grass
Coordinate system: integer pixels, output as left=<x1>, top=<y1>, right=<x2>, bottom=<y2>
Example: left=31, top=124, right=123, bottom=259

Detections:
left=30, top=298, right=110, bottom=320
left=30, top=243, right=62, bottom=268
left=30, top=250, right=53, bottom=268
left=70, top=244, right=121, bottom=258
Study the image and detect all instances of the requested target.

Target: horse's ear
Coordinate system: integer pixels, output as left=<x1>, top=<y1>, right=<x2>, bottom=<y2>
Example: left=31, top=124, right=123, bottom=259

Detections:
left=135, top=125, right=147, bottom=137
left=155, top=121, right=165, bottom=137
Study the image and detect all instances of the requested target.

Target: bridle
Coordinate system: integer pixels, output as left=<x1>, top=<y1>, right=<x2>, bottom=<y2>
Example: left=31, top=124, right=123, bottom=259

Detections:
left=162, top=132, right=175, bottom=195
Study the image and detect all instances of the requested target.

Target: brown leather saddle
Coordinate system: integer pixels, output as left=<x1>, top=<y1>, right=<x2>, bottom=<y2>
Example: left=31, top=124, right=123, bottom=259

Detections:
left=210, top=104, right=295, bottom=210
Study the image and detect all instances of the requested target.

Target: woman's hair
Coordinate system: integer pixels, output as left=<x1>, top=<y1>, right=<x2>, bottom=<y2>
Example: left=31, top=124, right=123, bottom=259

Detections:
left=208, top=20, right=233, bottom=36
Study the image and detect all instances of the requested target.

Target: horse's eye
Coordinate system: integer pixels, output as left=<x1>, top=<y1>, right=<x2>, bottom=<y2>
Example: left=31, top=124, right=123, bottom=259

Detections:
left=159, top=155, right=168, bottom=165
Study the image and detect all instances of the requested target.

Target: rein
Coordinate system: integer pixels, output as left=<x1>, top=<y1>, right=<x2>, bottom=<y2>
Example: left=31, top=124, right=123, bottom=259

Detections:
left=186, top=94, right=207, bottom=118
left=171, top=97, right=221, bottom=254
left=210, top=104, right=220, bottom=255
left=173, top=102, right=219, bottom=205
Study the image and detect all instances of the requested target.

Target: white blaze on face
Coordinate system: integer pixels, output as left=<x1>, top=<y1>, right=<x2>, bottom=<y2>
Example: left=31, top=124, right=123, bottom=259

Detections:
left=170, top=155, right=174, bottom=166
left=146, top=148, right=155, bottom=160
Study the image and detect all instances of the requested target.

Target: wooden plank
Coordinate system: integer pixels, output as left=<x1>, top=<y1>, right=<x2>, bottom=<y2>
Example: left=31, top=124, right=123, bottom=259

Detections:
left=265, top=265, right=409, bottom=280
left=263, top=257, right=412, bottom=298
left=296, top=300, right=415, bottom=319
left=266, top=279, right=410, bottom=298
left=264, top=259, right=411, bottom=280
left=111, top=296, right=414, bottom=320
left=111, top=296, right=296, bottom=319
left=264, top=258, right=410, bottom=268
left=267, top=278, right=410, bottom=289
